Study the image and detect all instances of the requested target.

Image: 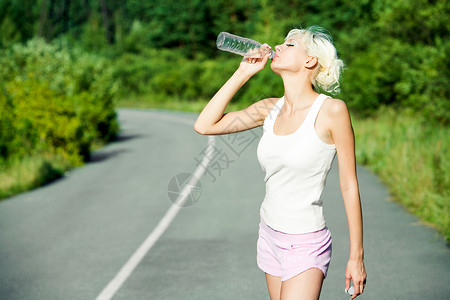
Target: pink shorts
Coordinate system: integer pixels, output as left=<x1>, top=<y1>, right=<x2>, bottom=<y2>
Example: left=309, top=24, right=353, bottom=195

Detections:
left=256, top=218, right=332, bottom=281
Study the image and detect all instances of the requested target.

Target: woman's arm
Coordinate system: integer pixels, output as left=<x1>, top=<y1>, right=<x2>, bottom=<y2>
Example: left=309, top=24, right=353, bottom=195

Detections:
left=194, top=50, right=272, bottom=135
left=328, top=99, right=367, bottom=299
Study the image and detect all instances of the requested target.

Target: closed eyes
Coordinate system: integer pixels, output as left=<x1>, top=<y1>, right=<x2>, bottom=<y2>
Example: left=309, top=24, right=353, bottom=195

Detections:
left=286, top=43, right=294, bottom=47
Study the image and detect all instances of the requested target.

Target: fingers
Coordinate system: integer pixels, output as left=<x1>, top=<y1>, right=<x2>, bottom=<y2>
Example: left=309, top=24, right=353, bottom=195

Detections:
left=239, top=51, right=270, bottom=77
left=242, top=57, right=258, bottom=64
left=262, top=51, right=270, bottom=62
left=246, top=43, right=272, bottom=59
left=359, top=278, right=367, bottom=295
left=348, top=278, right=366, bottom=299
left=345, top=276, right=351, bottom=293
left=260, top=43, right=271, bottom=53
left=356, top=276, right=366, bottom=296
left=345, top=259, right=367, bottom=299
left=241, top=56, right=256, bottom=64
left=242, top=52, right=270, bottom=64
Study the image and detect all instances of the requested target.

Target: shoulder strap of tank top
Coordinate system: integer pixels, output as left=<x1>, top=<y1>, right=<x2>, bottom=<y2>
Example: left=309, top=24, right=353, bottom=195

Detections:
left=305, top=94, right=328, bottom=126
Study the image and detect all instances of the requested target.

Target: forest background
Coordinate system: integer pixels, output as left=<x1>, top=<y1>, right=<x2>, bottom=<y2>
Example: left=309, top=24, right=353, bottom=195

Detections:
left=0, top=0, right=448, bottom=242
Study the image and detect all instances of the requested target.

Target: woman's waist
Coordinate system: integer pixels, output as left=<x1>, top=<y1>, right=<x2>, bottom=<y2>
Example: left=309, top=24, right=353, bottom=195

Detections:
left=259, top=216, right=329, bottom=244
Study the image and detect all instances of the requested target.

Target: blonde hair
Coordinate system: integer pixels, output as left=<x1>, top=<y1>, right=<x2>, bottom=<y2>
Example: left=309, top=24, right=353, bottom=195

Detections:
left=286, top=26, right=344, bottom=93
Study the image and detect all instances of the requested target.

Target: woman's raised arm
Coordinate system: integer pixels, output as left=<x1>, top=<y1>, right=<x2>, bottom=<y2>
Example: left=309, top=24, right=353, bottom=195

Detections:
left=194, top=49, right=272, bottom=135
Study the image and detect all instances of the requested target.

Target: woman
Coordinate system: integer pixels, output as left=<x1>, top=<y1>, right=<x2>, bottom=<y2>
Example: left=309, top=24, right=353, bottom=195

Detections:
left=194, top=26, right=367, bottom=300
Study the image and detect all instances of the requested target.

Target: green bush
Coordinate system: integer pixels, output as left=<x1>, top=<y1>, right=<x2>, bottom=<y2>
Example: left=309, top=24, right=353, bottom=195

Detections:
left=0, top=38, right=119, bottom=167
left=112, top=48, right=239, bottom=102
left=340, top=38, right=450, bottom=124
left=4, top=77, right=87, bottom=165
left=338, top=0, right=449, bottom=124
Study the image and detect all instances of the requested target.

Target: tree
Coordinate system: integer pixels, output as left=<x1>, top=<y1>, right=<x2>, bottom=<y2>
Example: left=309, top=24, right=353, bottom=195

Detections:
left=99, top=0, right=115, bottom=44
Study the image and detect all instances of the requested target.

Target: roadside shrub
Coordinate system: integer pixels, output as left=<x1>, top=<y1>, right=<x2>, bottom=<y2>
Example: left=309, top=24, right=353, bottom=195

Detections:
left=0, top=38, right=119, bottom=166
left=112, top=48, right=239, bottom=102
left=340, top=38, right=449, bottom=124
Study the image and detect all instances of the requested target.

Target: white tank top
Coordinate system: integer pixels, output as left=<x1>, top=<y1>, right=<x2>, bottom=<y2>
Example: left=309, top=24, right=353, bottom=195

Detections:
left=257, top=94, right=336, bottom=234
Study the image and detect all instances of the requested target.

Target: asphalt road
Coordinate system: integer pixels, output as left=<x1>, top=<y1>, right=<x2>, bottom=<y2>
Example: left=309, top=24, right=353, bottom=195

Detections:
left=0, top=109, right=448, bottom=300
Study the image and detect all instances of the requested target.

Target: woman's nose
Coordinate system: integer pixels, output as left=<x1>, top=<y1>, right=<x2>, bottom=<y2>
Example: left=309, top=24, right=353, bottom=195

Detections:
left=275, top=44, right=282, bottom=52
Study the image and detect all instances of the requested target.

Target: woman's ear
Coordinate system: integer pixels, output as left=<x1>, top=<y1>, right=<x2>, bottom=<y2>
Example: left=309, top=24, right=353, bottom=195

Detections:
left=305, top=56, right=318, bottom=69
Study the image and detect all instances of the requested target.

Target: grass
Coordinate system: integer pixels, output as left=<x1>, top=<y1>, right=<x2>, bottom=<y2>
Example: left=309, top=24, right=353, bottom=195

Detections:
left=352, top=107, right=449, bottom=243
left=0, top=153, right=69, bottom=199
left=0, top=142, right=106, bottom=201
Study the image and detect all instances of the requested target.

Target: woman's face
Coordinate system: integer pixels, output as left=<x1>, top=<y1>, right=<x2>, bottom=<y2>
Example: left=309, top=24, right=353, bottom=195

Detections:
left=270, top=36, right=311, bottom=75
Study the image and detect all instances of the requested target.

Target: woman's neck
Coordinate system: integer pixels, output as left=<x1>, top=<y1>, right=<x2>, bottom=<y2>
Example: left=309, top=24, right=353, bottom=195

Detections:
left=281, top=73, right=318, bottom=114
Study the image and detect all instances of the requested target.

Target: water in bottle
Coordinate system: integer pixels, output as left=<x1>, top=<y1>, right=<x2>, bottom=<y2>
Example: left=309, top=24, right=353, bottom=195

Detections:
left=216, top=32, right=275, bottom=59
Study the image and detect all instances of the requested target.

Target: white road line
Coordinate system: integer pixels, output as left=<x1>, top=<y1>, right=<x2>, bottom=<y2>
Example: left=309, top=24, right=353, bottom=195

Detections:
left=95, top=113, right=215, bottom=300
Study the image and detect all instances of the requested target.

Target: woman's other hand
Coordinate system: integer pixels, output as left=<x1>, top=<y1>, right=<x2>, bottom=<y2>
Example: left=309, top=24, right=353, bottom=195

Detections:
left=345, top=257, right=367, bottom=299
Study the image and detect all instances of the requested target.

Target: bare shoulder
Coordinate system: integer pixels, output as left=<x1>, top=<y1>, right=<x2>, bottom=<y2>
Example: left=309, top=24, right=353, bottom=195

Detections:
left=255, top=97, right=280, bottom=110
left=246, top=97, right=280, bottom=120
left=321, top=97, right=350, bottom=119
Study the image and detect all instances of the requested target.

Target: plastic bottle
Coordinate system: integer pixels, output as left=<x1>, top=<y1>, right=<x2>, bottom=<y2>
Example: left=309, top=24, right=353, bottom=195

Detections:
left=216, top=32, right=275, bottom=59
left=345, top=286, right=355, bottom=296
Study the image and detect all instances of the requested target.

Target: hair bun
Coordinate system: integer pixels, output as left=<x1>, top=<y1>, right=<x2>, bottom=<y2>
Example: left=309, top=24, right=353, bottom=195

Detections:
left=316, top=58, right=344, bottom=93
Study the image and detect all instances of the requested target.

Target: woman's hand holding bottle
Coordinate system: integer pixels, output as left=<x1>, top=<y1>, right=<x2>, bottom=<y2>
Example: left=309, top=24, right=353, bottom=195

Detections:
left=237, top=43, right=272, bottom=79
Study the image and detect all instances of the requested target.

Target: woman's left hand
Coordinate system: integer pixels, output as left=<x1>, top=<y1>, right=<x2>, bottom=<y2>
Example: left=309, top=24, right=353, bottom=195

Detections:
left=345, top=258, right=367, bottom=299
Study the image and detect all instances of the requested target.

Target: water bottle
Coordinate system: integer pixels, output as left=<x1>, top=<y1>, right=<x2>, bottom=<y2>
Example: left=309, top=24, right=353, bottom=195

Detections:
left=345, top=286, right=355, bottom=296
left=216, top=32, right=275, bottom=59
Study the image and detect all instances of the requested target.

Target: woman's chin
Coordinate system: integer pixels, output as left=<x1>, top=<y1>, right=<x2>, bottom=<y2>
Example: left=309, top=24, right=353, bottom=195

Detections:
left=270, top=63, right=281, bottom=76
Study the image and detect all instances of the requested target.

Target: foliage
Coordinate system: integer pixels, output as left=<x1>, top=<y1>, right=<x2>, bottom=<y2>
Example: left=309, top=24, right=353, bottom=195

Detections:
left=1, top=0, right=447, bottom=122
left=112, top=48, right=239, bottom=101
left=0, top=0, right=38, bottom=46
left=353, top=107, right=449, bottom=242
left=0, top=38, right=119, bottom=167
left=339, top=0, right=449, bottom=124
